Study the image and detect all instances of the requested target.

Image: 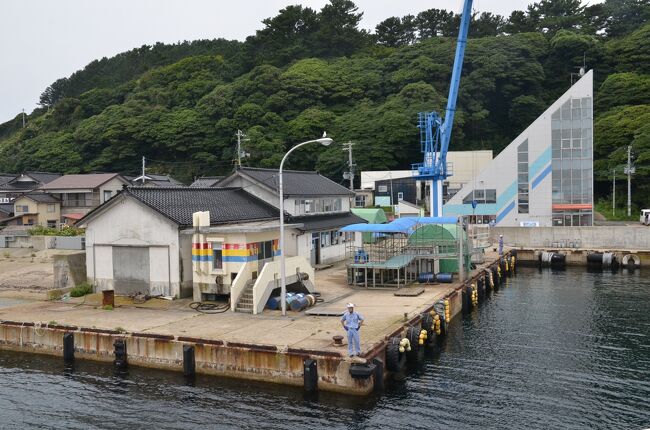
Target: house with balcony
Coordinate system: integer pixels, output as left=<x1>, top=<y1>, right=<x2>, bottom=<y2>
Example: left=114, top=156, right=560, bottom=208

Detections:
left=217, top=167, right=365, bottom=265
left=39, top=173, right=130, bottom=223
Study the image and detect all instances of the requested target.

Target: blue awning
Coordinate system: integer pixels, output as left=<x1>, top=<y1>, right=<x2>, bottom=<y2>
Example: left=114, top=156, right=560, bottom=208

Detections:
left=339, top=216, right=458, bottom=234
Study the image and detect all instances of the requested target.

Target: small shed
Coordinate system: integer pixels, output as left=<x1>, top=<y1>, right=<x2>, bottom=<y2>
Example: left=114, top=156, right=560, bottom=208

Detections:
left=351, top=208, right=388, bottom=243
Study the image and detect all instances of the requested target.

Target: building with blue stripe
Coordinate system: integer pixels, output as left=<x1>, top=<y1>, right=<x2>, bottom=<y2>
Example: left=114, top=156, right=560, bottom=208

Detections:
left=444, top=70, right=593, bottom=227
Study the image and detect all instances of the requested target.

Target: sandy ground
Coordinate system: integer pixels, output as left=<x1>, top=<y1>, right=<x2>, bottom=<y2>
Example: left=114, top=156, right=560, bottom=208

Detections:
left=0, top=248, right=56, bottom=295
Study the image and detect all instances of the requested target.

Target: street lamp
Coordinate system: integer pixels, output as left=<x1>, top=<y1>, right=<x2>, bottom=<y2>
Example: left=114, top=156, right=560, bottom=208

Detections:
left=279, top=133, right=333, bottom=316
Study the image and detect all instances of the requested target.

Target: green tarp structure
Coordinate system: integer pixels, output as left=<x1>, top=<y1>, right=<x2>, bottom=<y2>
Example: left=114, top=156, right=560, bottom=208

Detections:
left=407, top=224, right=470, bottom=273
left=351, top=208, right=388, bottom=243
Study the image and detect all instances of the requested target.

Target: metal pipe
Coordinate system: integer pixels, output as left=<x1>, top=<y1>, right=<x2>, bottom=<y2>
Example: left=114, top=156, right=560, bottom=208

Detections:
left=279, top=136, right=332, bottom=316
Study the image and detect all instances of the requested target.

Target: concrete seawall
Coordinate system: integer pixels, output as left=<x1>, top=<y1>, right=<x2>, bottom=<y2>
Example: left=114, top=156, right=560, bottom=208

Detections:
left=491, top=226, right=650, bottom=250
left=0, top=257, right=508, bottom=395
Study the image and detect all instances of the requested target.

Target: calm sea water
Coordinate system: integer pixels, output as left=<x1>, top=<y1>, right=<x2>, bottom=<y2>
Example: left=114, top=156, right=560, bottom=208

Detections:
left=1, top=266, right=649, bottom=429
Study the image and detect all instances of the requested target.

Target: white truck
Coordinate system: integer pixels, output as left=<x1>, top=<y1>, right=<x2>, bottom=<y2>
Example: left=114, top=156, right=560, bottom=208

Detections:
left=641, top=209, right=650, bottom=225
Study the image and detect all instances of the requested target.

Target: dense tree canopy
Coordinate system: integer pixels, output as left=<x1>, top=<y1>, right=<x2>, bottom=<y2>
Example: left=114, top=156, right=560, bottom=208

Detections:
left=0, top=0, right=649, bottom=207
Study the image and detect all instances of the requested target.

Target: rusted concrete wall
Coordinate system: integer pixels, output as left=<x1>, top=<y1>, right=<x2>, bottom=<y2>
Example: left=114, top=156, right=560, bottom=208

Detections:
left=0, top=322, right=374, bottom=395
left=0, top=256, right=508, bottom=396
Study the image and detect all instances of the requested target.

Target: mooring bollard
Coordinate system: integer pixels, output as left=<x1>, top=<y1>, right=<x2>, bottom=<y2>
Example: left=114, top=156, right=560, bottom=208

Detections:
left=113, top=339, right=127, bottom=369
left=183, top=345, right=196, bottom=377
left=63, top=332, right=74, bottom=363
left=303, top=359, right=318, bottom=392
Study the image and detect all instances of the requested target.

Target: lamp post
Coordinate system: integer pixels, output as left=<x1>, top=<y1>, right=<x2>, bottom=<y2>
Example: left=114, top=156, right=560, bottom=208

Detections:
left=279, top=134, right=333, bottom=316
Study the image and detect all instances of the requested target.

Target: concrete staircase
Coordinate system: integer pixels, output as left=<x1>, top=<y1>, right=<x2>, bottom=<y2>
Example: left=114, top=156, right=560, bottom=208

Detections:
left=235, top=281, right=255, bottom=313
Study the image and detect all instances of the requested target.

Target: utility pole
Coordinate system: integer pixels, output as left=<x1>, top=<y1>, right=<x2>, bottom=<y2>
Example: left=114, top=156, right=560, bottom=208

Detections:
left=342, top=141, right=355, bottom=191
left=141, top=156, right=146, bottom=185
left=624, top=145, right=635, bottom=217
left=235, top=130, right=249, bottom=168
left=612, top=168, right=615, bottom=217
left=22, top=109, right=25, bottom=128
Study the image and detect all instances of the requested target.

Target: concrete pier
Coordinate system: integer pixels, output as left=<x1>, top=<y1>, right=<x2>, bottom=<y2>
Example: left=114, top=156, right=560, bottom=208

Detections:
left=0, top=253, right=509, bottom=395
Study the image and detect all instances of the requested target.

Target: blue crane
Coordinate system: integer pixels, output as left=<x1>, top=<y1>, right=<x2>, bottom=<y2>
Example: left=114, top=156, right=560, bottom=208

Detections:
left=412, top=0, right=473, bottom=217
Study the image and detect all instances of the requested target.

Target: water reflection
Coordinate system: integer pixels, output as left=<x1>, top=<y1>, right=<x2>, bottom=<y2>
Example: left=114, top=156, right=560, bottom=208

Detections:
left=1, top=267, right=649, bottom=429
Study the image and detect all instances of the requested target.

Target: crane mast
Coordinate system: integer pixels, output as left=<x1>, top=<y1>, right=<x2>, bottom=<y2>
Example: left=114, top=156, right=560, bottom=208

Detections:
left=413, top=0, right=473, bottom=216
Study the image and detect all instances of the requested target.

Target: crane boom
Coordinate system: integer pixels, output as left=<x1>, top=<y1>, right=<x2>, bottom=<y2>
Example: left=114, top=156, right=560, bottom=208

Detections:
left=413, top=0, right=473, bottom=217
left=440, top=0, right=473, bottom=163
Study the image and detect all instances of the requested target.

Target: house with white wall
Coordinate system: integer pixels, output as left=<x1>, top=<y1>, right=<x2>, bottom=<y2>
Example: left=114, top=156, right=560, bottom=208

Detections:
left=218, top=167, right=365, bottom=265
left=78, top=187, right=284, bottom=300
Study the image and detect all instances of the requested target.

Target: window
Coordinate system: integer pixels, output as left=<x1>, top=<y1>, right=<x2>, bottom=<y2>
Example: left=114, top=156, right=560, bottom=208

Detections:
left=212, top=243, right=223, bottom=270
left=15, top=205, right=29, bottom=213
left=63, top=193, right=93, bottom=207
left=518, top=140, right=529, bottom=214
left=397, top=192, right=404, bottom=201
left=47, top=204, right=55, bottom=213
left=320, top=232, right=330, bottom=247
left=551, top=96, right=593, bottom=226
left=355, top=195, right=366, bottom=207
left=463, top=189, right=497, bottom=205
left=296, top=198, right=344, bottom=214
left=47, top=220, right=56, bottom=228
left=378, top=185, right=388, bottom=193
left=103, top=190, right=112, bottom=202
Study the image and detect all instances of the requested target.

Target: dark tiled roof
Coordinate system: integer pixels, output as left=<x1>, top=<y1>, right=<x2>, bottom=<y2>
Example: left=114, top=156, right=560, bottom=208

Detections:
left=147, top=180, right=186, bottom=188
left=0, top=203, right=13, bottom=215
left=289, top=212, right=367, bottom=232
left=20, top=193, right=60, bottom=203
left=25, top=171, right=62, bottom=184
left=233, top=167, right=353, bottom=197
left=0, top=174, right=16, bottom=187
left=190, top=176, right=223, bottom=188
left=129, top=174, right=185, bottom=187
left=4, top=183, right=36, bottom=191
left=82, top=187, right=279, bottom=227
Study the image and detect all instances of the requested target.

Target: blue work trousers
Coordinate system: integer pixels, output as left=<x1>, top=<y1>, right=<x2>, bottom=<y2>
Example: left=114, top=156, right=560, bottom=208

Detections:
left=347, top=327, right=361, bottom=356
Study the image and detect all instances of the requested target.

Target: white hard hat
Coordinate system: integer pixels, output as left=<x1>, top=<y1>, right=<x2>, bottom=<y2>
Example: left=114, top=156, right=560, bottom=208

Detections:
left=499, top=234, right=503, bottom=237
left=346, top=302, right=355, bottom=308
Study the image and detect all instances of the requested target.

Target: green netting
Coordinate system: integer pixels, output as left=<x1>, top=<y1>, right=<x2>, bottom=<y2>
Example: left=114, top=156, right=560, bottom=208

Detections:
left=351, top=208, right=388, bottom=243
left=407, top=224, right=470, bottom=273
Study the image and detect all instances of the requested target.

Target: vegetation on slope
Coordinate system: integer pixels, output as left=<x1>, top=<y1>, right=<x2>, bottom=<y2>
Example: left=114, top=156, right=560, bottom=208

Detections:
left=0, top=0, right=649, bottom=206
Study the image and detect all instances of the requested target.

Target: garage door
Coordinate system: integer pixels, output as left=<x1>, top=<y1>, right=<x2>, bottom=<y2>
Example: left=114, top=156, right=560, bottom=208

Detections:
left=112, top=246, right=150, bottom=295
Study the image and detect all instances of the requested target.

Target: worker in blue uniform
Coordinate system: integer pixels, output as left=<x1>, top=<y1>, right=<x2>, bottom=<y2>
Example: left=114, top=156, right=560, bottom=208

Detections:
left=498, top=234, right=504, bottom=255
left=341, top=303, right=364, bottom=357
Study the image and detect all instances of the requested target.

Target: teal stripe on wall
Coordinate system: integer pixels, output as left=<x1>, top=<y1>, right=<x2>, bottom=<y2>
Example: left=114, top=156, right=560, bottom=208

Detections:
left=529, top=146, right=551, bottom=181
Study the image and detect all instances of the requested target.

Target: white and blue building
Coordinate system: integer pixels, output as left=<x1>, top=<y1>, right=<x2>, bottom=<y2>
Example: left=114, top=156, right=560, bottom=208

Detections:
left=444, top=70, right=594, bottom=227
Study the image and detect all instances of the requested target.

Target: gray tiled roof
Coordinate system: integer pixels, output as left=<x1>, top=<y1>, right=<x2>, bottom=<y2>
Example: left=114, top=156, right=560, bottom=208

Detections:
left=290, top=212, right=367, bottom=232
left=0, top=174, right=16, bottom=187
left=129, top=174, right=185, bottom=187
left=20, top=193, right=60, bottom=203
left=190, top=176, right=223, bottom=188
left=90, top=187, right=280, bottom=227
left=0, top=203, right=13, bottom=215
left=235, top=167, right=353, bottom=197
left=25, top=171, right=62, bottom=184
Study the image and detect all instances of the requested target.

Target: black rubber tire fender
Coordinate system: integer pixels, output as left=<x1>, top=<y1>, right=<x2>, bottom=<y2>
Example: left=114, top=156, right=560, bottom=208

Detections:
left=386, top=337, right=405, bottom=372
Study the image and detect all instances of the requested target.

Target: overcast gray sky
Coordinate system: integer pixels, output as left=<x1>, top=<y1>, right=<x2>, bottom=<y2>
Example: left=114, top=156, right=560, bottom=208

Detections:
left=0, top=0, right=576, bottom=123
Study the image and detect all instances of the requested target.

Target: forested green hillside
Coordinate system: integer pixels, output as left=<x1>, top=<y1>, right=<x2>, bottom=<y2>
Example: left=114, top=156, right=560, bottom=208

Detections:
left=1, top=0, right=649, bottom=206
